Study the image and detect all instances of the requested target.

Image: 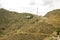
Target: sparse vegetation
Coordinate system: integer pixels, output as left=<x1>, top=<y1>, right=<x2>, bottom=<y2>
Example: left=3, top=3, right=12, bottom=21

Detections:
left=0, top=8, right=60, bottom=40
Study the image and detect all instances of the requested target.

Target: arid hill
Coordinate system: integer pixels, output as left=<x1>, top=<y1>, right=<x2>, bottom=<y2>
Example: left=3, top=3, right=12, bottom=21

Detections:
left=45, top=9, right=60, bottom=28
left=0, top=8, right=58, bottom=40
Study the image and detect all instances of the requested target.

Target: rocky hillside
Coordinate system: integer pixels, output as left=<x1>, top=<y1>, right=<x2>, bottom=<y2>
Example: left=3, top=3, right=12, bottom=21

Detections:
left=0, top=8, right=58, bottom=40
left=45, top=9, right=60, bottom=28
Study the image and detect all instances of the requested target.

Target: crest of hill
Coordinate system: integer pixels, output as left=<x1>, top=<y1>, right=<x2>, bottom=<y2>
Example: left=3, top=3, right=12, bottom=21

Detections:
left=45, top=9, right=60, bottom=17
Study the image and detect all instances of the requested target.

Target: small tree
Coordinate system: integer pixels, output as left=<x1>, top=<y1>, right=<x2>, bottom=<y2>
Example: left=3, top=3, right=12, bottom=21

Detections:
left=56, top=28, right=60, bottom=35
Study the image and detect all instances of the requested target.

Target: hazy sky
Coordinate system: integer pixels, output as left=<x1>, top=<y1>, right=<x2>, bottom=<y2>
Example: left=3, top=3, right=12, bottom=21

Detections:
left=0, top=0, right=60, bottom=16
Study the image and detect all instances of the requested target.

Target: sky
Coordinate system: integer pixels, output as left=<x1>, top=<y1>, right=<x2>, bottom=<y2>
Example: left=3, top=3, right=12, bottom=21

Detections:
left=0, top=0, right=60, bottom=16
